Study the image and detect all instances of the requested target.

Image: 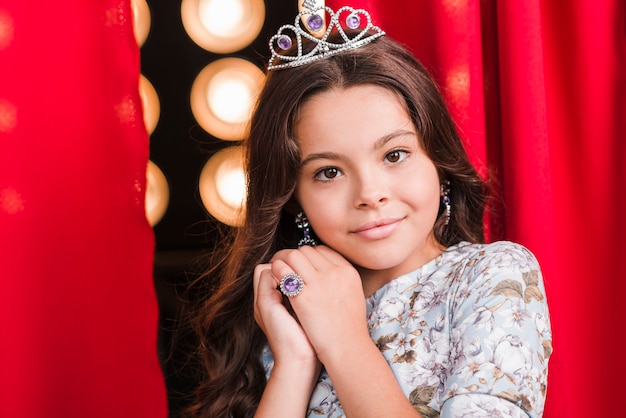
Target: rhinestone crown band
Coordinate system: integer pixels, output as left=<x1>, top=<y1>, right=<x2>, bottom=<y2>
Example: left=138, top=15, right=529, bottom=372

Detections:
left=267, top=5, right=385, bottom=71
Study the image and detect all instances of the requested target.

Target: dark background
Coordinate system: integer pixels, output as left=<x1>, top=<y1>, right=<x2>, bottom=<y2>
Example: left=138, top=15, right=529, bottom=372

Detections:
left=140, top=0, right=296, bottom=414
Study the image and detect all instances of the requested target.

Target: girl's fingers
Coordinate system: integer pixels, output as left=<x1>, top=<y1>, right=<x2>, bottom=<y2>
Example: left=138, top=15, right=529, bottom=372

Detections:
left=253, top=264, right=273, bottom=303
left=270, top=259, right=307, bottom=299
left=270, top=245, right=346, bottom=279
left=253, top=264, right=290, bottom=329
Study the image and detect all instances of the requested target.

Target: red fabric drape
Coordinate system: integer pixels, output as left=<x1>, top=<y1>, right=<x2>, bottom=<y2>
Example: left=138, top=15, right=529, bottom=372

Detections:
left=1, top=1, right=623, bottom=416
left=0, top=1, right=167, bottom=417
left=331, top=1, right=625, bottom=417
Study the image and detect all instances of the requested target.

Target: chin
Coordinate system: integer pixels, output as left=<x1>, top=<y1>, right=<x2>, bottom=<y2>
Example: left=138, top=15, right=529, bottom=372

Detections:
left=351, top=255, right=408, bottom=272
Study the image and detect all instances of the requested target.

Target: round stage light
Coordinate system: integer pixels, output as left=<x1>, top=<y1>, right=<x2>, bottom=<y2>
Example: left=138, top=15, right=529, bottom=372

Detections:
left=181, top=0, right=265, bottom=54
left=145, top=160, right=169, bottom=226
left=131, top=0, right=151, bottom=48
left=199, top=145, right=246, bottom=227
left=139, top=74, right=160, bottom=135
left=190, top=58, right=264, bottom=141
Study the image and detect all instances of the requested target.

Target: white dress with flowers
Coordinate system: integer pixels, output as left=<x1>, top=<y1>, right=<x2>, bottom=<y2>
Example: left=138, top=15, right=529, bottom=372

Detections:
left=262, top=241, right=553, bottom=418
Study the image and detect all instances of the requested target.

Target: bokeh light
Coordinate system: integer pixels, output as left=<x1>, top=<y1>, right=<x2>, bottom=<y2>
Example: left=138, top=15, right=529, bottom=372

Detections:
left=139, top=74, right=160, bottom=135
left=131, top=0, right=151, bottom=47
left=181, top=0, right=265, bottom=54
left=190, top=57, right=264, bottom=140
left=199, top=145, right=246, bottom=227
left=145, top=160, right=169, bottom=226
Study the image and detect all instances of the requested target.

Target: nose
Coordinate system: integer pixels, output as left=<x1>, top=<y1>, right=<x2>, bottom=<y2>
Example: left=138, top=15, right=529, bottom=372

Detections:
left=353, top=170, right=389, bottom=209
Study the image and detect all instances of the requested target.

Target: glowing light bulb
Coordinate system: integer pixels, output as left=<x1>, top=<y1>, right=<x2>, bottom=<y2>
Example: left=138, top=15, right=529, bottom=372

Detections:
left=190, top=58, right=264, bottom=140
left=199, top=146, right=246, bottom=226
left=131, top=0, right=151, bottom=47
left=207, top=71, right=255, bottom=124
left=215, top=165, right=246, bottom=208
left=145, top=160, right=169, bottom=226
left=198, top=0, right=245, bottom=36
left=139, top=75, right=160, bottom=135
left=181, top=0, right=265, bottom=53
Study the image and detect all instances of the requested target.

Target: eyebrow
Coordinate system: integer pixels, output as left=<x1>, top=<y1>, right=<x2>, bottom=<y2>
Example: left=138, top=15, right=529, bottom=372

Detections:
left=300, top=129, right=418, bottom=167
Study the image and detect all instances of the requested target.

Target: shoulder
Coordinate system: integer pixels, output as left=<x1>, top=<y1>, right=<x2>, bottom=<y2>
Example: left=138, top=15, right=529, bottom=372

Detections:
left=445, top=241, right=547, bottom=308
left=439, top=242, right=552, bottom=417
left=450, top=240, right=540, bottom=274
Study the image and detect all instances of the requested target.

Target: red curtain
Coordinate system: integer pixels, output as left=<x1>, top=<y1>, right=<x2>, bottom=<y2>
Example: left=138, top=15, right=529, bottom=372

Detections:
left=0, top=1, right=167, bottom=417
left=329, top=0, right=625, bottom=417
left=1, top=1, right=624, bottom=417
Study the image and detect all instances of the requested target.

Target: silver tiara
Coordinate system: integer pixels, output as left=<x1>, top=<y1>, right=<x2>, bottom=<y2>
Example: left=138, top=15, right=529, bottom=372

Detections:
left=267, top=5, right=385, bottom=71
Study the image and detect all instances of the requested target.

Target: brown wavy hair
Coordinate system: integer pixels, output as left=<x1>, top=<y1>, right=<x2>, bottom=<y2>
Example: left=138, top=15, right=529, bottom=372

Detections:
left=183, top=32, right=486, bottom=418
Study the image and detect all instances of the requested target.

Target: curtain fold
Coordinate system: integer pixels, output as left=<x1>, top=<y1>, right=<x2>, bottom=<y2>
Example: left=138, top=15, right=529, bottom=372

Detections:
left=1, top=1, right=623, bottom=416
left=0, top=1, right=167, bottom=417
left=331, top=1, right=625, bottom=417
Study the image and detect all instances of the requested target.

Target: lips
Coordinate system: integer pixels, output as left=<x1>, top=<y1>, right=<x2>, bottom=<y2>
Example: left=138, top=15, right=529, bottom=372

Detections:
left=352, top=217, right=404, bottom=240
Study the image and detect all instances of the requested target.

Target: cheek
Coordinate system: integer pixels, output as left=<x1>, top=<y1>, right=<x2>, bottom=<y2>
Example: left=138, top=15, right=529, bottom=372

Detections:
left=401, top=170, right=441, bottom=213
left=296, top=189, right=342, bottom=235
left=296, top=184, right=322, bottom=209
left=426, top=182, right=443, bottom=211
left=300, top=196, right=339, bottom=226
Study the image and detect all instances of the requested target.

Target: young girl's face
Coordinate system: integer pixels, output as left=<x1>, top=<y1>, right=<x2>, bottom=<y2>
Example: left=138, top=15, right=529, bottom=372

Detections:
left=294, top=84, right=443, bottom=286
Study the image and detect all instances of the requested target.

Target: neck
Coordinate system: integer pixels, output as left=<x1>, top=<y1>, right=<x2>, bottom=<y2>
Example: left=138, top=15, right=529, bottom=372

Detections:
left=357, top=238, right=445, bottom=297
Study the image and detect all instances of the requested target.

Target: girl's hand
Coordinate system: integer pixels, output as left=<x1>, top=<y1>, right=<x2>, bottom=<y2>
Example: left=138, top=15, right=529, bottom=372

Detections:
left=253, top=263, right=321, bottom=417
left=253, top=263, right=318, bottom=367
left=269, top=245, right=370, bottom=364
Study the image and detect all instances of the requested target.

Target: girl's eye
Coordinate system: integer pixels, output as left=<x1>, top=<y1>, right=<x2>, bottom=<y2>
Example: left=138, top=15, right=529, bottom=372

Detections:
left=385, top=150, right=408, bottom=164
left=314, top=167, right=341, bottom=181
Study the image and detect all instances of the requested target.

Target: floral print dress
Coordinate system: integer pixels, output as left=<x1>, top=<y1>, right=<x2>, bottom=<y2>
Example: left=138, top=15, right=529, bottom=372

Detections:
left=262, top=241, right=553, bottom=417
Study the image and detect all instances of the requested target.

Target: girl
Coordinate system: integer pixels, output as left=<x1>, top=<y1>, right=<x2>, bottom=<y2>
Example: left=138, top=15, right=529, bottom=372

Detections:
left=185, top=6, right=552, bottom=418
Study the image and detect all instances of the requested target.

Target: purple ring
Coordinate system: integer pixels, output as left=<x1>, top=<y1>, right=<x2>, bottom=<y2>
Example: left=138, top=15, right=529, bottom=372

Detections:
left=279, top=273, right=304, bottom=297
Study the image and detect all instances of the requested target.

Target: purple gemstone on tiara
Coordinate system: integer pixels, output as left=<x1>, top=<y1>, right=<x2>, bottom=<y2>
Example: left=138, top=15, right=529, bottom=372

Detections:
left=346, top=14, right=360, bottom=29
left=307, top=13, right=323, bottom=31
left=277, top=34, right=292, bottom=50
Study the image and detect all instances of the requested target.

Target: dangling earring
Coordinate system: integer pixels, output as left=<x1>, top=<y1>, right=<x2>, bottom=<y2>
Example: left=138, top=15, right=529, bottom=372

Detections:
left=441, top=181, right=451, bottom=226
left=295, top=212, right=317, bottom=247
